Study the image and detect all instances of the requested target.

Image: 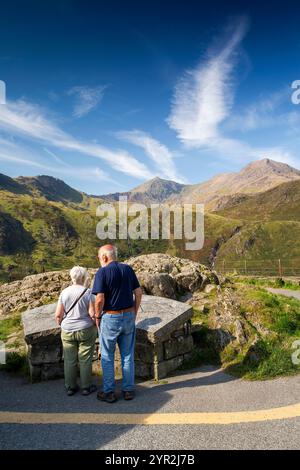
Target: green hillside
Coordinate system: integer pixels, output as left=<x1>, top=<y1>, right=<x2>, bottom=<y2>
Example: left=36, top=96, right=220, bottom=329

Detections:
left=216, top=180, right=300, bottom=221
left=0, top=187, right=243, bottom=282
left=1, top=172, right=300, bottom=282
left=214, top=221, right=300, bottom=275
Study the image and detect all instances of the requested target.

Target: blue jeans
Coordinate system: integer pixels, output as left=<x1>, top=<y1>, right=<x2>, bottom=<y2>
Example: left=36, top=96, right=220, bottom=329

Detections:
left=100, top=311, right=136, bottom=393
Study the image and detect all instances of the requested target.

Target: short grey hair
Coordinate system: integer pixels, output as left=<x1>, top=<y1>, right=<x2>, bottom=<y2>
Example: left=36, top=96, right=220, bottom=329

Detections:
left=69, top=266, right=89, bottom=286
left=101, top=246, right=118, bottom=260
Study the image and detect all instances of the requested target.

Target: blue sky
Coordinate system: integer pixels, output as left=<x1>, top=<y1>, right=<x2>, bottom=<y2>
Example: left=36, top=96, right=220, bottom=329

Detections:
left=1, top=0, right=300, bottom=194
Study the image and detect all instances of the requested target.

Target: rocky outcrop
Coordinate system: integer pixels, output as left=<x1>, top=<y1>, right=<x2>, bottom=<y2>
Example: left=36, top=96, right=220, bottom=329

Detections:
left=0, top=269, right=95, bottom=317
left=127, top=253, right=220, bottom=299
left=209, top=288, right=248, bottom=350
left=0, top=254, right=220, bottom=317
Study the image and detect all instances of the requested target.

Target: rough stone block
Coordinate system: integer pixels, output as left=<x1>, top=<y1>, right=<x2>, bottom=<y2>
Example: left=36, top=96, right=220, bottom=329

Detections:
left=153, top=355, right=184, bottom=379
left=163, top=335, right=194, bottom=360
left=41, top=363, right=64, bottom=381
left=27, top=341, right=62, bottom=365
left=135, top=361, right=152, bottom=378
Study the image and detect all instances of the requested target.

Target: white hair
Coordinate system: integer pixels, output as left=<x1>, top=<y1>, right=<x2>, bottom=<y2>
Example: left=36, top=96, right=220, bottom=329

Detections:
left=69, top=266, right=89, bottom=286
left=101, top=246, right=118, bottom=260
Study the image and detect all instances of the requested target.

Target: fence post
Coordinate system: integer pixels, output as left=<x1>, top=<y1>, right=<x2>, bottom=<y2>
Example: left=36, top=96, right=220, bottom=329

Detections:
left=278, top=259, right=282, bottom=277
left=244, top=259, right=247, bottom=275
left=222, top=260, right=225, bottom=274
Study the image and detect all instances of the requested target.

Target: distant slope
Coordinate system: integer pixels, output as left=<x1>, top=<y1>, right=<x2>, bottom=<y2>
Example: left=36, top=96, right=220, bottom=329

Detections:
left=99, top=176, right=185, bottom=205
left=214, top=220, right=300, bottom=274
left=169, top=158, right=300, bottom=210
left=0, top=211, right=35, bottom=255
left=216, top=180, right=300, bottom=221
left=16, top=175, right=84, bottom=204
left=99, top=158, right=300, bottom=210
left=0, top=173, right=28, bottom=195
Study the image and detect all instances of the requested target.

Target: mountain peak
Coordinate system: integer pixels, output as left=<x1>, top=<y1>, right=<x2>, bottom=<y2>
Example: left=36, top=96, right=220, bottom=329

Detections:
left=16, top=175, right=83, bottom=204
left=242, top=158, right=300, bottom=175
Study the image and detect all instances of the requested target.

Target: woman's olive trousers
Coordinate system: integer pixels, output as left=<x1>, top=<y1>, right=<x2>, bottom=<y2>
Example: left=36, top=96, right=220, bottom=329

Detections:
left=61, top=325, right=97, bottom=389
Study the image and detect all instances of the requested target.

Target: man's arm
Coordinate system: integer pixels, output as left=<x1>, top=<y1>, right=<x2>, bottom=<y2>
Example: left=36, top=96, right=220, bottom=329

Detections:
left=95, top=293, right=105, bottom=329
left=133, top=287, right=142, bottom=317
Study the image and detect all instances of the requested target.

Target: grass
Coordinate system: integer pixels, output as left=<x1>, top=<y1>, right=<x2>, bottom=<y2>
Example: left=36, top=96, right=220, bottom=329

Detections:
left=180, top=287, right=300, bottom=380
left=0, top=312, right=29, bottom=374
left=179, top=306, right=221, bottom=371
left=233, top=276, right=300, bottom=291
left=224, top=288, right=300, bottom=380
left=226, top=338, right=299, bottom=380
left=0, top=314, right=22, bottom=342
left=0, top=351, right=28, bottom=374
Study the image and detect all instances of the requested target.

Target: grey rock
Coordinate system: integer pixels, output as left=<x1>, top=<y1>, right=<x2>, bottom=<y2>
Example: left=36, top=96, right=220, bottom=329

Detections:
left=164, top=335, right=194, bottom=360
left=153, top=355, right=185, bottom=379
left=138, top=272, right=176, bottom=299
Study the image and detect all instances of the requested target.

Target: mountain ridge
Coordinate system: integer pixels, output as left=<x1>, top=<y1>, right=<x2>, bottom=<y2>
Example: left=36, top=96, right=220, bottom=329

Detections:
left=2, top=158, right=300, bottom=209
left=98, top=158, right=300, bottom=210
left=1, top=158, right=300, bottom=282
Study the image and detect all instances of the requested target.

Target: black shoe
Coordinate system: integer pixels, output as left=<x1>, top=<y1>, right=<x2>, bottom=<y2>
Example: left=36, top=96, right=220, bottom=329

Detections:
left=123, top=390, right=135, bottom=401
left=81, top=384, right=97, bottom=396
left=97, top=391, right=117, bottom=403
left=66, top=386, right=79, bottom=396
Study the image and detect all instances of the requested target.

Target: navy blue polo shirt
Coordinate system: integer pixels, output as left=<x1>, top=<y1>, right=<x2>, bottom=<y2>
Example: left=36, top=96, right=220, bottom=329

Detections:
left=92, top=261, right=140, bottom=311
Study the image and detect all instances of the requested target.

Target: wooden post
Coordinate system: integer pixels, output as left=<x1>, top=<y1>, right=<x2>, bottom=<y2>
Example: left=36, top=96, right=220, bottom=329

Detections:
left=153, top=344, right=159, bottom=382
left=222, top=260, right=225, bottom=274
left=278, top=259, right=282, bottom=277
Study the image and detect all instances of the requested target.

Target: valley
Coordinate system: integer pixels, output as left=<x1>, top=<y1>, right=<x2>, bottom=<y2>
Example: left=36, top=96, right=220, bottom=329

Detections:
left=1, top=158, right=300, bottom=282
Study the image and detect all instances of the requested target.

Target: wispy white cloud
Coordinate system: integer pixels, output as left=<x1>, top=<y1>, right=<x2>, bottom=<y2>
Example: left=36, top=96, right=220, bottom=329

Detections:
left=67, top=85, right=107, bottom=118
left=225, top=88, right=300, bottom=132
left=167, top=18, right=298, bottom=168
left=116, top=129, right=187, bottom=183
left=0, top=137, right=114, bottom=183
left=167, top=18, right=249, bottom=148
left=43, top=147, right=71, bottom=167
left=0, top=99, right=153, bottom=179
left=0, top=138, right=115, bottom=183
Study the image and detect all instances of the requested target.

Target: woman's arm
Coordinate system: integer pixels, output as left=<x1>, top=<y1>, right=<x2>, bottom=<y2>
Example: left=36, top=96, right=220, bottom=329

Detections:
left=55, top=303, right=65, bottom=326
left=89, top=301, right=96, bottom=322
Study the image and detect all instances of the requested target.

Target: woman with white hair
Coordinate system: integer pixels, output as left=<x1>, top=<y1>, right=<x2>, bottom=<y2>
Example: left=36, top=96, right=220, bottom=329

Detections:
left=55, top=266, right=97, bottom=396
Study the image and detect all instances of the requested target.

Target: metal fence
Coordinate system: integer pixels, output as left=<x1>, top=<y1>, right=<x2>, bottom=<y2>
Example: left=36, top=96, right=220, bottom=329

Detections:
left=215, top=258, right=300, bottom=277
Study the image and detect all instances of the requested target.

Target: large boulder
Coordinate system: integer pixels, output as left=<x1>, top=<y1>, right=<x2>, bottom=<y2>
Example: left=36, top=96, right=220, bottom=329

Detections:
left=127, top=253, right=220, bottom=298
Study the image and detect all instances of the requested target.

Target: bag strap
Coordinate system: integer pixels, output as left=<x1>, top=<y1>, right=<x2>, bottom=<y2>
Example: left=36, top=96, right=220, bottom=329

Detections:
left=65, top=287, right=88, bottom=315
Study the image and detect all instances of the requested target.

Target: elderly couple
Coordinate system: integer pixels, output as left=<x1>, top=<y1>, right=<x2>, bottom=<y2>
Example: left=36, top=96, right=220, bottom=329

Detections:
left=55, top=244, right=142, bottom=403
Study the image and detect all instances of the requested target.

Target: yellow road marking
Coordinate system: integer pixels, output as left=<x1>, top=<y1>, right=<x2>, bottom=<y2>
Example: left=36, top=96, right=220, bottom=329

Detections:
left=1, top=402, right=300, bottom=425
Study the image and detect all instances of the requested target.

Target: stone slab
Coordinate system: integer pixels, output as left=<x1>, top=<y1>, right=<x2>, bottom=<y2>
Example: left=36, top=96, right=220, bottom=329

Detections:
left=22, top=303, right=60, bottom=344
left=22, top=294, right=194, bottom=345
left=135, top=295, right=193, bottom=343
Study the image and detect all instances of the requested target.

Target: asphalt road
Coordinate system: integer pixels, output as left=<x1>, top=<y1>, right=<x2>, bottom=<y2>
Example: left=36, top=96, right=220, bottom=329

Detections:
left=0, top=366, right=300, bottom=450
left=266, top=288, right=300, bottom=301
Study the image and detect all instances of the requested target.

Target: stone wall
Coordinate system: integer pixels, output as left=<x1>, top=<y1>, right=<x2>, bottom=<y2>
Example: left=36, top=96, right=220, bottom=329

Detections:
left=22, top=295, right=194, bottom=382
left=115, top=321, right=193, bottom=379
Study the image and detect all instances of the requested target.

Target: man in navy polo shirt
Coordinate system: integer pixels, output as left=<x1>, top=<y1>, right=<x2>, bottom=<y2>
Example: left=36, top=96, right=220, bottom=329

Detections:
left=92, top=244, right=142, bottom=403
